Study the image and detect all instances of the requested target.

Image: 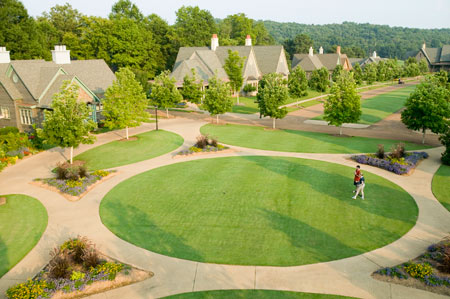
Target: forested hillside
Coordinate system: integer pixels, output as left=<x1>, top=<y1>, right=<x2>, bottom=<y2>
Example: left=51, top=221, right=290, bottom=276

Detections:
left=264, top=21, right=450, bottom=59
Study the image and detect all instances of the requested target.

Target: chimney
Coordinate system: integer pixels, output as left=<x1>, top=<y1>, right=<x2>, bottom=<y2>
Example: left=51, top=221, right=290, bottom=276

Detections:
left=336, top=46, right=341, bottom=55
left=245, top=35, right=252, bottom=46
left=211, top=34, right=219, bottom=51
left=308, top=47, right=314, bottom=56
left=372, top=51, right=377, bottom=58
left=51, top=45, right=71, bottom=64
left=0, top=47, right=10, bottom=64
left=422, top=43, right=426, bottom=50
left=319, top=46, right=323, bottom=54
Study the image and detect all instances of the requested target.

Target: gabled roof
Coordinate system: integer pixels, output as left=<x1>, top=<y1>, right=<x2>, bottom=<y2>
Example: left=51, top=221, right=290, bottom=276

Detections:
left=440, top=45, right=450, bottom=63
left=293, top=52, right=351, bottom=71
left=423, top=47, right=441, bottom=63
left=0, top=64, right=21, bottom=100
left=38, top=74, right=75, bottom=108
left=252, top=45, right=285, bottom=74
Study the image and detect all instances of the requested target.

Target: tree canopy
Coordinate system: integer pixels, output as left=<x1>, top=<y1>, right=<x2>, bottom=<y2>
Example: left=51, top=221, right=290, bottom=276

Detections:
left=288, top=67, right=308, bottom=98
left=149, top=70, right=183, bottom=117
left=309, top=67, right=329, bottom=92
left=38, top=81, right=97, bottom=163
left=203, top=76, right=232, bottom=123
left=224, top=50, right=245, bottom=103
left=257, top=73, right=289, bottom=129
left=181, top=69, right=203, bottom=104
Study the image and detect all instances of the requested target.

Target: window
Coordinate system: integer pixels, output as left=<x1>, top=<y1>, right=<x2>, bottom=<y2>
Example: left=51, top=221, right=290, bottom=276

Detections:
left=0, top=106, right=10, bottom=119
left=20, top=108, right=32, bottom=125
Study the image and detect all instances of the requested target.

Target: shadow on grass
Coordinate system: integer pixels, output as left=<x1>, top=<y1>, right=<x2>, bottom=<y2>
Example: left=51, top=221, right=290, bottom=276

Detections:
left=101, top=200, right=204, bottom=262
left=242, top=156, right=418, bottom=225
left=260, top=208, right=363, bottom=261
left=0, top=235, right=8, bottom=278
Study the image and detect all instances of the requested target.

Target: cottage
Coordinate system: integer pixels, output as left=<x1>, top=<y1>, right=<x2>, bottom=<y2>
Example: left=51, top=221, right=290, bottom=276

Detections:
left=410, top=43, right=450, bottom=72
left=349, top=51, right=387, bottom=68
left=0, top=46, right=115, bottom=131
left=171, top=34, right=289, bottom=92
left=291, top=46, right=352, bottom=77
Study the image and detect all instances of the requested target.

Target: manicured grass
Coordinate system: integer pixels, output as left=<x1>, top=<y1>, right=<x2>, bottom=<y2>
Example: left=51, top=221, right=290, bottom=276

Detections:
left=100, top=156, right=417, bottom=266
left=286, top=99, right=324, bottom=113
left=0, top=194, right=47, bottom=277
left=314, top=85, right=416, bottom=124
left=201, top=124, right=429, bottom=154
left=75, top=130, right=183, bottom=171
left=165, top=290, right=355, bottom=299
left=432, top=164, right=450, bottom=212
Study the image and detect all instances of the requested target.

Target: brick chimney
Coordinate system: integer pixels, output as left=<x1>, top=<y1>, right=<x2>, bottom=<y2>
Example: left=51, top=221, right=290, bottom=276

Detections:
left=211, top=34, right=219, bottom=51
left=245, top=35, right=252, bottom=46
left=0, top=47, right=10, bottom=64
left=319, top=46, right=323, bottom=54
left=308, top=47, right=314, bottom=56
left=336, top=46, right=341, bottom=55
left=52, top=45, right=71, bottom=64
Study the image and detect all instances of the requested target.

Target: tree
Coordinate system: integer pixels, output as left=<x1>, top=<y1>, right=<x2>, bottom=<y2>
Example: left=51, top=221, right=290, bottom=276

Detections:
left=102, top=67, right=148, bottom=140
left=352, top=63, right=363, bottom=85
left=309, top=67, right=329, bottom=92
left=401, top=76, right=450, bottom=144
left=403, top=62, right=420, bottom=77
left=150, top=70, right=182, bottom=118
left=364, top=63, right=377, bottom=84
left=257, top=73, right=289, bottom=129
left=418, top=59, right=429, bottom=74
left=181, top=69, right=203, bottom=104
left=283, top=33, right=313, bottom=59
left=38, top=81, right=96, bottom=164
left=439, top=123, right=450, bottom=165
left=323, top=72, right=361, bottom=135
left=288, top=67, right=308, bottom=98
left=41, top=3, right=83, bottom=42
left=376, top=60, right=387, bottom=82
left=174, top=6, right=216, bottom=47
left=109, top=0, right=143, bottom=21
left=332, top=65, right=344, bottom=82
left=203, top=76, right=232, bottom=123
left=224, top=50, right=245, bottom=104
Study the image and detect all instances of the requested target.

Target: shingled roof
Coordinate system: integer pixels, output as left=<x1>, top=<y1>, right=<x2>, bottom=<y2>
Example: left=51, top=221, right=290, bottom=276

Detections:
left=292, top=52, right=350, bottom=72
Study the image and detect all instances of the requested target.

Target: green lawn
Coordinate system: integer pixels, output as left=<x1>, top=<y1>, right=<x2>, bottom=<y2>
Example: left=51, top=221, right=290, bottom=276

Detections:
left=314, top=85, right=416, bottom=124
left=201, top=124, right=428, bottom=154
left=165, top=290, right=355, bottom=299
left=75, top=130, right=184, bottom=170
left=100, top=156, right=417, bottom=266
left=0, top=195, right=47, bottom=277
left=432, top=164, right=450, bottom=212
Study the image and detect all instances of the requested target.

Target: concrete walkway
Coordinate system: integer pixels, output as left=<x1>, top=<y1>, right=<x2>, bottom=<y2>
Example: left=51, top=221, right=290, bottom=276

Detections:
left=0, top=118, right=449, bottom=299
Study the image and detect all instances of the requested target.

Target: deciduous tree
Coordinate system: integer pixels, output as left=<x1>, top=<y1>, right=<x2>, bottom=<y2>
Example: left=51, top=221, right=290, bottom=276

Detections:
left=150, top=70, right=183, bottom=118
left=181, top=69, right=203, bottom=104
left=38, top=81, right=96, bottom=164
left=257, top=73, right=289, bottom=129
left=401, top=75, right=450, bottom=144
left=363, top=63, right=377, bottom=84
left=288, top=67, right=308, bottom=98
left=332, top=65, right=343, bottom=82
left=102, top=67, right=149, bottom=140
left=203, top=76, right=232, bottom=124
left=309, top=67, right=329, bottom=92
left=352, top=63, right=363, bottom=85
left=224, top=50, right=245, bottom=104
left=323, top=72, right=361, bottom=135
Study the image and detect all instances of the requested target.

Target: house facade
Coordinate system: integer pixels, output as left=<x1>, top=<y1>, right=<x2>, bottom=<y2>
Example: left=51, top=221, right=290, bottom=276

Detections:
left=411, top=43, right=450, bottom=72
left=0, top=46, right=116, bottom=131
left=349, top=51, right=387, bottom=68
left=171, top=35, right=289, bottom=92
left=291, top=46, right=352, bottom=77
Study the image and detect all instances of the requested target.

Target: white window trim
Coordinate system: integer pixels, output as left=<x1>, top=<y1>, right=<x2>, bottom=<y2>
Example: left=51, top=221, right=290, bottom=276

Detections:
left=19, top=108, right=33, bottom=125
left=0, top=106, right=11, bottom=119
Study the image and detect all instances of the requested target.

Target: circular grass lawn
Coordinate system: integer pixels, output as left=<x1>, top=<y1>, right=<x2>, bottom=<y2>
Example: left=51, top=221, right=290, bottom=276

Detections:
left=0, top=194, right=47, bottom=277
left=164, top=290, right=355, bottom=299
left=100, top=156, right=418, bottom=266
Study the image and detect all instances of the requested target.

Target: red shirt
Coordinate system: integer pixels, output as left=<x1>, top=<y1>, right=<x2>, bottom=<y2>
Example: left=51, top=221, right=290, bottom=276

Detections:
left=354, top=169, right=361, bottom=182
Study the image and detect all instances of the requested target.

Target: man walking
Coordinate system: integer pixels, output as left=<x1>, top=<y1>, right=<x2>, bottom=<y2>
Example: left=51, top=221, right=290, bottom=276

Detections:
left=353, top=174, right=365, bottom=200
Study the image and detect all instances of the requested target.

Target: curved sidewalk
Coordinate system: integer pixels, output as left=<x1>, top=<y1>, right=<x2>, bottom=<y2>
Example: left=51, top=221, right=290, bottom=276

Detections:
left=0, top=118, right=449, bottom=299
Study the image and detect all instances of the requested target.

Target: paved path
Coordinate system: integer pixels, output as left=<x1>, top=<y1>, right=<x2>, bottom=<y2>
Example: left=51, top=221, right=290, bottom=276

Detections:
left=0, top=118, right=449, bottom=299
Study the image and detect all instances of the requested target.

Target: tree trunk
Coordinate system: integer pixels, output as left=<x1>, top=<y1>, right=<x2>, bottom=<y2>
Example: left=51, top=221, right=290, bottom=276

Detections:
left=70, top=146, right=73, bottom=164
left=237, top=92, right=240, bottom=105
left=216, top=114, right=219, bottom=124
left=272, top=118, right=276, bottom=129
left=339, top=126, right=343, bottom=136
left=126, top=126, right=129, bottom=140
left=422, top=129, right=426, bottom=144
left=166, top=108, right=169, bottom=118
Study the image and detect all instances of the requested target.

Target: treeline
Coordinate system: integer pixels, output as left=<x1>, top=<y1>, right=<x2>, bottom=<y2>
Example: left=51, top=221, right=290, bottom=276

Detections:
left=0, top=0, right=273, bottom=81
left=264, top=21, right=450, bottom=59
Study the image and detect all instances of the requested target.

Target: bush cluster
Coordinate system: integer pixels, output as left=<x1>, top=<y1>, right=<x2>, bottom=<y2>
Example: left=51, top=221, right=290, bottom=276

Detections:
left=243, top=84, right=257, bottom=93
left=195, top=134, right=218, bottom=149
left=55, top=161, right=88, bottom=181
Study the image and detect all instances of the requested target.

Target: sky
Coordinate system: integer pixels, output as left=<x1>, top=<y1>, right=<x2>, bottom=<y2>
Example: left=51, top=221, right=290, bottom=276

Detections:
left=20, top=0, right=450, bottom=29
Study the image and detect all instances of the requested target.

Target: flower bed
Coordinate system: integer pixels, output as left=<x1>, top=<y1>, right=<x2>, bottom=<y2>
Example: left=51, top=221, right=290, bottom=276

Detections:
left=351, top=151, right=428, bottom=175
left=373, top=237, right=450, bottom=296
left=36, top=169, right=114, bottom=197
left=5, top=236, right=152, bottom=299
left=177, top=144, right=229, bottom=156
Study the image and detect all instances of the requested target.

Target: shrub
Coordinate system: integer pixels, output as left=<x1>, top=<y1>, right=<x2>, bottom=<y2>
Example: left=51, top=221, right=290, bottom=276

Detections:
left=70, top=271, right=86, bottom=281
left=390, top=143, right=405, bottom=159
left=48, top=248, right=70, bottom=279
left=243, top=84, right=257, bottom=93
left=0, top=127, right=19, bottom=135
left=82, top=246, right=100, bottom=269
left=6, top=279, right=48, bottom=299
left=60, top=236, right=91, bottom=264
left=439, top=126, right=450, bottom=165
left=55, top=161, right=87, bottom=181
left=92, top=169, right=109, bottom=177
left=376, top=144, right=385, bottom=159
left=404, top=262, right=433, bottom=279
left=195, top=134, right=209, bottom=148
left=441, top=247, right=450, bottom=273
